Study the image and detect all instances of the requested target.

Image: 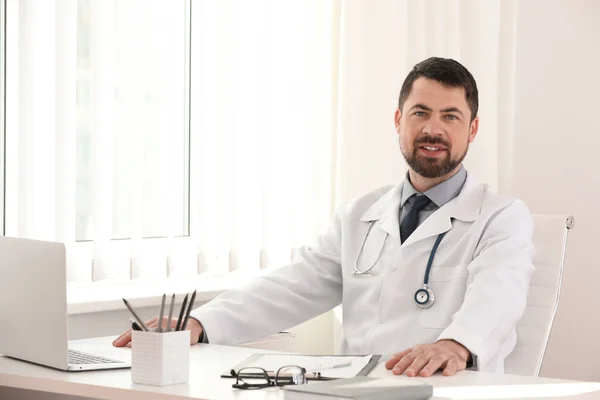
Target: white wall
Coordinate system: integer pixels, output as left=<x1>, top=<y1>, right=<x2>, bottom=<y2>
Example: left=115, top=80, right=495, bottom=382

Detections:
left=510, top=0, right=600, bottom=381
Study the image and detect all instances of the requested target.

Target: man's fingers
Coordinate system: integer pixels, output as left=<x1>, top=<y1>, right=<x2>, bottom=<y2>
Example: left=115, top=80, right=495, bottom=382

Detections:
left=390, top=351, right=419, bottom=375
left=114, top=315, right=200, bottom=348
left=154, top=316, right=176, bottom=330
left=144, top=316, right=158, bottom=328
left=112, top=329, right=132, bottom=347
left=443, top=357, right=466, bottom=376
left=163, top=316, right=178, bottom=329
left=443, top=358, right=457, bottom=376
left=136, top=316, right=180, bottom=332
left=387, top=342, right=470, bottom=377
left=404, top=353, right=433, bottom=377
left=420, top=354, right=448, bottom=377
left=114, top=316, right=162, bottom=347
left=385, top=348, right=413, bottom=370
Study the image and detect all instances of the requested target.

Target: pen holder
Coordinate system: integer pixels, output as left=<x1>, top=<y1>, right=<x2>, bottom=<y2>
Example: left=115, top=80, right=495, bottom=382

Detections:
left=131, top=330, right=190, bottom=386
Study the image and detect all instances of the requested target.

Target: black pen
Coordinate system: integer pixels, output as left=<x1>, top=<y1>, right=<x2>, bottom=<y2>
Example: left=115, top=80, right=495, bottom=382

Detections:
left=175, top=293, right=189, bottom=331
left=181, top=290, right=197, bottom=330
left=123, top=298, right=149, bottom=331
left=129, top=318, right=142, bottom=331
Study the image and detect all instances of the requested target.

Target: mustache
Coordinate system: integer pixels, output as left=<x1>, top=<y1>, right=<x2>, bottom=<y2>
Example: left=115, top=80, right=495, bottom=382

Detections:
left=414, top=136, right=450, bottom=148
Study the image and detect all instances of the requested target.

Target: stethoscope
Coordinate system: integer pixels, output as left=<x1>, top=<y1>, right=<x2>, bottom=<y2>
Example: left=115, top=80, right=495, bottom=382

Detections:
left=353, top=221, right=447, bottom=309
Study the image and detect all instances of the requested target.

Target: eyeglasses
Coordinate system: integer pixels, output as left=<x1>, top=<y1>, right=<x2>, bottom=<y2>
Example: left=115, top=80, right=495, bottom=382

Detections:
left=231, top=365, right=309, bottom=390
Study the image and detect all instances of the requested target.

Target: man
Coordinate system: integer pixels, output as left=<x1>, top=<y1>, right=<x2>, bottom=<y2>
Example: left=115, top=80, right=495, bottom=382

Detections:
left=114, top=57, right=534, bottom=377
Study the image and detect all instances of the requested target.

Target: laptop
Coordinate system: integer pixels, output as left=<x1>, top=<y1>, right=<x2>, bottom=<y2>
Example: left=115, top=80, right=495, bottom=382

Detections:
left=0, top=236, right=131, bottom=371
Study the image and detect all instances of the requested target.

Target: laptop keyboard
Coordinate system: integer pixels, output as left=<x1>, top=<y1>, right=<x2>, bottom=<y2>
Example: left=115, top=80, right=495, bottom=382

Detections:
left=68, top=349, right=125, bottom=365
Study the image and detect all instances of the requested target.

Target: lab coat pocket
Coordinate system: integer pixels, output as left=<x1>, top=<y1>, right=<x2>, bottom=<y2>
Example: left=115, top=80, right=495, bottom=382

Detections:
left=418, top=266, right=469, bottom=329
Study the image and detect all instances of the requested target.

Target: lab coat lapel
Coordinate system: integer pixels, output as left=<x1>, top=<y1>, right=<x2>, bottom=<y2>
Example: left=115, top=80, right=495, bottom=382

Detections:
left=359, top=184, right=403, bottom=245
left=401, top=176, right=487, bottom=247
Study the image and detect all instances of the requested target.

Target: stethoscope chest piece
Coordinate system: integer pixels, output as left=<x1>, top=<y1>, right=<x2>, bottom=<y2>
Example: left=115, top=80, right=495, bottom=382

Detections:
left=354, top=223, right=446, bottom=309
left=414, top=285, right=435, bottom=309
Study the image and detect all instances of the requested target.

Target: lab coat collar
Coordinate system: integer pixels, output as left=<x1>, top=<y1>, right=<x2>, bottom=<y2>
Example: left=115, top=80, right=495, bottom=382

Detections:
left=360, top=173, right=487, bottom=246
left=359, top=183, right=402, bottom=242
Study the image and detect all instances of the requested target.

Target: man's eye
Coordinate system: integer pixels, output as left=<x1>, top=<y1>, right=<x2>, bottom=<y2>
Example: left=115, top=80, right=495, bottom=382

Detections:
left=445, top=115, right=458, bottom=121
left=414, top=111, right=427, bottom=117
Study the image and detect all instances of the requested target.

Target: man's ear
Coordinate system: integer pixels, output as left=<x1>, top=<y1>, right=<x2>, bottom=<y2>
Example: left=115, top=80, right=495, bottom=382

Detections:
left=468, top=116, right=479, bottom=143
left=394, top=108, right=402, bottom=132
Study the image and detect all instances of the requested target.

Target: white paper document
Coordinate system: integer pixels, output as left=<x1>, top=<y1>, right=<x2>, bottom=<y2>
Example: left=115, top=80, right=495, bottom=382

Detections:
left=248, top=354, right=373, bottom=379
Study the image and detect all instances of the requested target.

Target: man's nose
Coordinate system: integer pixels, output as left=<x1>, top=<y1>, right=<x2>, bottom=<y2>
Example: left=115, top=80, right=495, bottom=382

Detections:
left=422, top=121, right=444, bottom=135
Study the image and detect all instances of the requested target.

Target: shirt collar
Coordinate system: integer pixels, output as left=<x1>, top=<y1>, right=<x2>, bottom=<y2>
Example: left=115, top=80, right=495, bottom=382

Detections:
left=401, top=165, right=467, bottom=208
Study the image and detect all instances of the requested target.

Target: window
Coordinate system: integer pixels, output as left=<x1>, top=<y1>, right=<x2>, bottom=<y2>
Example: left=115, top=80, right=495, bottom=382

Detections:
left=5, top=0, right=338, bottom=285
left=75, top=0, right=189, bottom=241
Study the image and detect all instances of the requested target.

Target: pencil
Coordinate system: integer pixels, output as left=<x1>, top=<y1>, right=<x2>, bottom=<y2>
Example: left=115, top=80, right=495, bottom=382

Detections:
left=157, top=294, right=166, bottom=333
left=175, top=293, right=189, bottom=331
left=181, top=290, right=197, bottom=330
left=123, top=298, right=149, bottom=332
left=166, top=293, right=176, bottom=332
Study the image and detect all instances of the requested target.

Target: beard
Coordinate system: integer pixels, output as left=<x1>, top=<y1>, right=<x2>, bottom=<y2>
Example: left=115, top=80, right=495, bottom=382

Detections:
left=401, top=135, right=468, bottom=179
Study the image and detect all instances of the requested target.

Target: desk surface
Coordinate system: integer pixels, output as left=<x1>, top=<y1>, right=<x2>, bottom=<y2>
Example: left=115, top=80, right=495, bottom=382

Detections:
left=1, top=337, right=600, bottom=400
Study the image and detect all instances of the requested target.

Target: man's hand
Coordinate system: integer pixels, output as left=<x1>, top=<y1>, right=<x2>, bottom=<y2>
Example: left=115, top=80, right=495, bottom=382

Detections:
left=384, top=340, right=471, bottom=377
left=112, top=317, right=203, bottom=348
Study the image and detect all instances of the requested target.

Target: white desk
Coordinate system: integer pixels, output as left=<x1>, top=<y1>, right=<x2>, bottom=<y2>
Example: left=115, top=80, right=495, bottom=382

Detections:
left=1, top=337, right=600, bottom=400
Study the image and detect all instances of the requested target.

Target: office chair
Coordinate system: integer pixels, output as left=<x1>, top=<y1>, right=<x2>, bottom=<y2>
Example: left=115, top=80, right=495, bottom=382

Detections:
left=504, top=214, right=574, bottom=376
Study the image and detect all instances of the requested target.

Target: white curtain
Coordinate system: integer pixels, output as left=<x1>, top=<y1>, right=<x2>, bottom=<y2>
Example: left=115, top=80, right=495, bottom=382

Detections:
left=5, top=0, right=516, bottom=286
left=189, top=0, right=339, bottom=274
left=5, top=0, right=78, bottom=272
left=5, top=0, right=340, bottom=284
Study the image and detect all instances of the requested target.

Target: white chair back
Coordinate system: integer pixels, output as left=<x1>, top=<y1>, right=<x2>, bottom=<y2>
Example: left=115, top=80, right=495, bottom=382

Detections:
left=504, top=214, right=574, bottom=376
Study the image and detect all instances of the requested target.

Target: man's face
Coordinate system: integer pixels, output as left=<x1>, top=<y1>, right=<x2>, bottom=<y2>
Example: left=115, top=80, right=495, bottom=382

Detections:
left=395, top=77, right=479, bottom=179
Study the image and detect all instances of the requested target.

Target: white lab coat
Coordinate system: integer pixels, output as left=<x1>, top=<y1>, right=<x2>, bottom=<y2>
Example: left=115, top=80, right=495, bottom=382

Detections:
left=191, top=173, right=535, bottom=373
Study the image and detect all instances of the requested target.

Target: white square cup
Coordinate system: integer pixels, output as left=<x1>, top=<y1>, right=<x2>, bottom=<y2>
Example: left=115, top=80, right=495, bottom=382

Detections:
left=131, top=330, right=190, bottom=386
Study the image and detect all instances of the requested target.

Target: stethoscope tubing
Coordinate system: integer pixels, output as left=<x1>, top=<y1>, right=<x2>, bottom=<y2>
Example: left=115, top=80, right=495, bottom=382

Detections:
left=353, top=221, right=448, bottom=308
left=423, top=231, right=447, bottom=285
left=353, top=221, right=388, bottom=275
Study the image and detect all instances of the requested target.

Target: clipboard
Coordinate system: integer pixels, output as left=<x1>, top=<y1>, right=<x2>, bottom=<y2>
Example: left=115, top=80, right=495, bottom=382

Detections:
left=221, top=353, right=381, bottom=381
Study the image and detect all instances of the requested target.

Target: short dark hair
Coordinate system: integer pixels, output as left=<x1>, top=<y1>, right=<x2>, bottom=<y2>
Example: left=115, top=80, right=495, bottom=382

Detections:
left=398, top=57, right=479, bottom=122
